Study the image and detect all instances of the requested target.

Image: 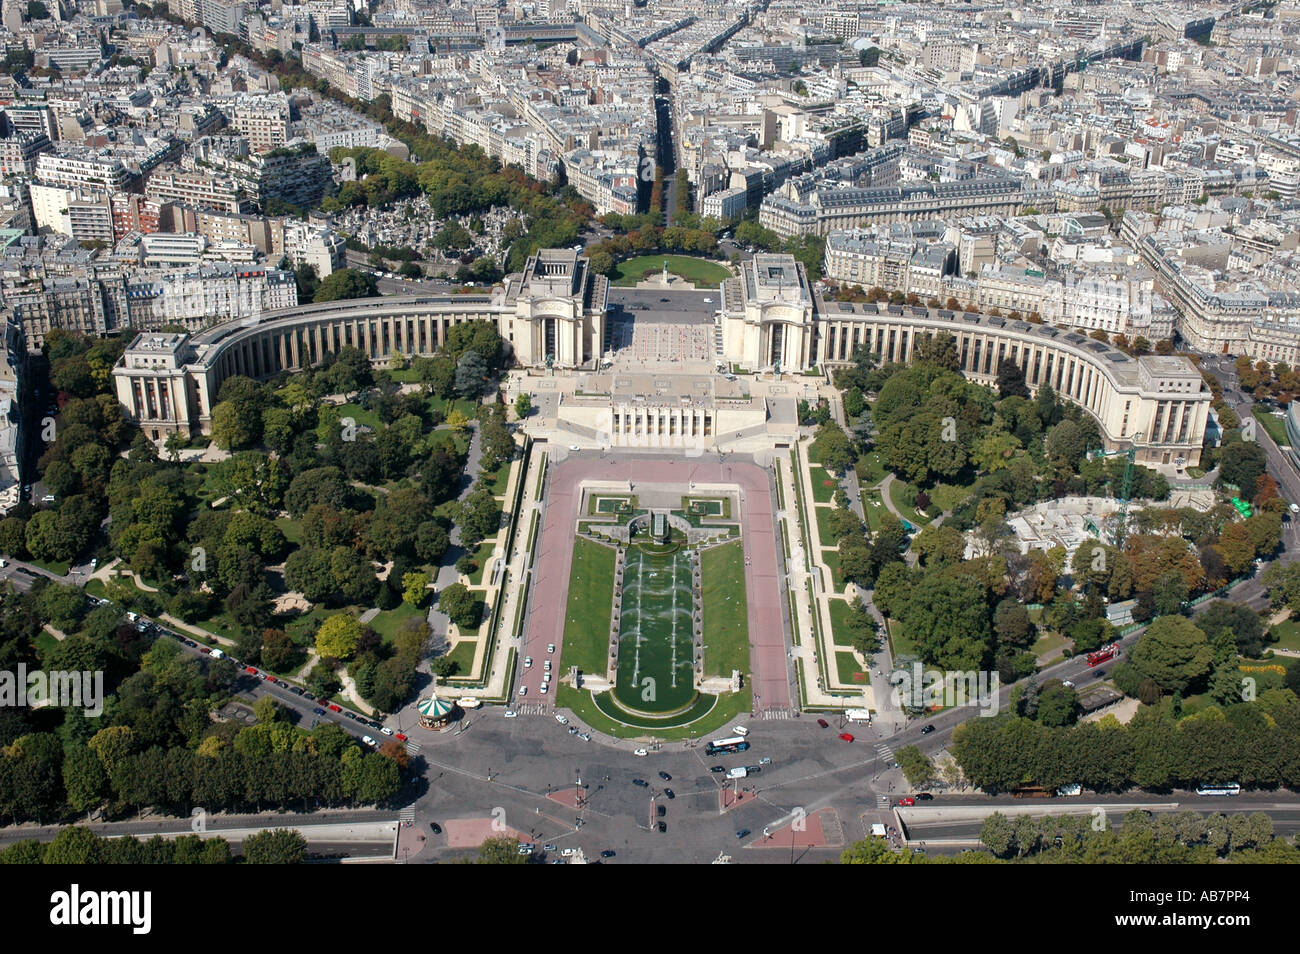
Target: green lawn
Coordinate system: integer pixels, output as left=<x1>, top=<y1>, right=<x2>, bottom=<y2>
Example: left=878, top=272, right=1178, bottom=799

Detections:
left=827, top=598, right=859, bottom=648
left=34, top=630, right=60, bottom=658
left=701, top=540, right=749, bottom=678
left=467, top=540, right=497, bottom=586
left=555, top=683, right=753, bottom=740
left=809, top=465, right=839, bottom=503
left=335, top=402, right=383, bottom=432
left=1269, top=618, right=1300, bottom=652
left=1253, top=406, right=1290, bottom=446
left=928, top=481, right=976, bottom=513
left=27, top=557, right=71, bottom=577
left=887, top=618, right=916, bottom=659
left=820, top=547, right=842, bottom=589
left=1031, top=630, right=1070, bottom=661
left=367, top=601, right=425, bottom=645
left=608, top=254, right=732, bottom=288
left=861, top=491, right=884, bottom=532
left=815, top=505, right=849, bottom=548
left=481, top=462, right=512, bottom=497
left=561, top=537, right=618, bottom=676
left=835, top=650, right=870, bottom=685
left=443, top=640, right=478, bottom=677
left=856, top=451, right=886, bottom=485
left=276, top=518, right=303, bottom=546
left=84, top=578, right=108, bottom=600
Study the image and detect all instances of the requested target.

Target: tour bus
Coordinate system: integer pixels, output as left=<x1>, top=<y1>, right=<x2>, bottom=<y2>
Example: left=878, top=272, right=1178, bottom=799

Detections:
left=1195, top=783, right=1241, bottom=796
left=705, top=736, right=750, bottom=756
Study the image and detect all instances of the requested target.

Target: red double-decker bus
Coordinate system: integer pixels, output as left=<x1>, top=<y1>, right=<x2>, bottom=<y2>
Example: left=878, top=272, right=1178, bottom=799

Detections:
left=1086, top=643, right=1119, bottom=667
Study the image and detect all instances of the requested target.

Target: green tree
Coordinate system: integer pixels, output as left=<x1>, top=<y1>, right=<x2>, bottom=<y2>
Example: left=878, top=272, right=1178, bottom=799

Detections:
left=314, top=268, right=378, bottom=303
left=315, top=613, right=363, bottom=660
left=242, top=829, right=307, bottom=864
left=896, top=744, right=933, bottom=787
left=438, top=582, right=480, bottom=630
left=402, top=571, right=431, bottom=607
left=1129, top=615, right=1213, bottom=694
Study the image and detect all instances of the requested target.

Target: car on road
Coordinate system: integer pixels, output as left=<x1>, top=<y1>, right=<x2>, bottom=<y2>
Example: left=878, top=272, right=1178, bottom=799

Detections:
left=710, top=765, right=726, bottom=773
left=540, top=683, right=548, bottom=694
left=920, top=724, right=935, bottom=734
left=547, top=643, right=555, bottom=653
left=327, top=704, right=341, bottom=713
left=568, top=725, right=578, bottom=734
left=663, top=788, right=675, bottom=799
left=633, top=748, right=648, bottom=757
left=544, top=660, right=551, bottom=671
left=289, top=686, right=304, bottom=695
left=736, top=829, right=750, bottom=839
left=816, top=718, right=829, bottom=728
left=632, top=778, right=649, bottom=787
left=199, top=646, right=210, bottom=654
left=312, top=707, right=326, bottom=715
left=659, top=297, right=669, bottom=302
left=1093, top=669, right=1107, bottom=678
left=518, top=685, right=527, bottom=696
left=362, top=736, right=378, bottom=748
left=600, top=850, right=616, bottom=858
left=914, top=792, right=934, bottom=801
left=555, top=714, right=569, bottom=725
left=524, top=656, right=533, bottom=668
left=732, top=725, right=749, bottom=736
left=758, top=757, right=771, bottom=765
left=657, top=821, right=667, bottom=833
left=303, top=692, right=316, bottom=701
left=1061, top=680, right=1075, bottom=689
left=577, top=732, right=590, bottom=742
left=568, top=444, right=581, bottom=451
left=430, top=823, right=442, bottom=834
left=656, top=804, right=666, bottom=818
left=658, top=771, right=671, bottom=781
left=839, top=732, right=855, bottom=743
left=504, top=710, right=518, bottom=718
left=244, top=666, right=259, bottom=676
left=898, top=797, right=915, bottom=806
left=380, top=726, right=394, bottom=736
left=395, top=733, right=407, bottom=742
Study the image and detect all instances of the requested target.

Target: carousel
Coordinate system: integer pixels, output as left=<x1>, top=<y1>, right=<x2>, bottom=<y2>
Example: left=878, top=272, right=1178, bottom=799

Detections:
left=416, top=694, right=454, bottom=729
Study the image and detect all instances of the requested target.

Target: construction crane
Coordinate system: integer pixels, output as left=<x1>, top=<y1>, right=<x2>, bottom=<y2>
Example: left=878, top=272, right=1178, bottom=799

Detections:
left=1086, top=433, right=1145, bottom=549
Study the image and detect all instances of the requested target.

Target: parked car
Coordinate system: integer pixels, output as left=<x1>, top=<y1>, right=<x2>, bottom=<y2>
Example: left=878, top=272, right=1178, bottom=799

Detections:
left=395, top=733, right=407, bottom=742
left=736, top=829, right=750, bottom=839
left=920, top=724, right=936, bottom=734
left=312, top=707, right=326, bottom=715
left=709, top=765, right=726, bottom=773
left=898, top=797, right=915, bottom=806
left=633, top=748, right=648, bottom=757
left=555, top=714, right=569, bottom=725
left=524, top=656, right=533, bottom=668
left=816, top=718, right=829, bottom=729
left=664, top=788, right=675, bottom=799
left=429, top=823, right=441, bottom=834
left=658, top=771, right=672, bottom=781
left=543, top=843, right=558, bottom=853
left=632, top=778, right=649, bottom=788
left=600, top=850, right=616, bottom=858
left=839, top=732, right=855, bottom=743
left=547, top=643, right=555, bottom=653
left=657, top=821, right=667, bottom=833
left=504, top=710, right=519, bottom=719
left=327, top=704, right=341, bottom=713
left=656, top=805, right=666, bottom=818
left=362, top=736, right=378, bottom=748
left=380, top=727, right=394, bottom=736
left=518, top=685, right=527, bottom=696
left=914, top=792, right=934, bottom=801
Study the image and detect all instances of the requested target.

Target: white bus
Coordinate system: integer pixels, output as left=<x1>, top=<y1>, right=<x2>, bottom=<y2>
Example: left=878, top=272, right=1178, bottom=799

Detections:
left=705, top=736, right=750, bottom=756
left=1195, top=783, right=1241, bottom=796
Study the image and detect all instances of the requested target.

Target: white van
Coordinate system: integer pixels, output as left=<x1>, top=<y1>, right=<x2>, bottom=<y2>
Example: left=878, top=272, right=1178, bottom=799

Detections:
left=209, top=648, right=225, bottom=660
left=731, top=725, right=749, bottom=737
left=726, top=766, right=748, bottom=779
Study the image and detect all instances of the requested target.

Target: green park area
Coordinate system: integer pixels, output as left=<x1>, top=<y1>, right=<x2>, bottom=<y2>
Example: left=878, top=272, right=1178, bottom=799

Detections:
left=701, top=540, right=749, bottom=678
left=609, top=255, right=733, bottom=288
left=560, top=537, right=618, bottom=676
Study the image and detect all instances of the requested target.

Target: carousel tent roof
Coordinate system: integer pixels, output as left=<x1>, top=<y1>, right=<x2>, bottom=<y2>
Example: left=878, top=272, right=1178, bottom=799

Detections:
left=418, top=695, right=453, bottom=717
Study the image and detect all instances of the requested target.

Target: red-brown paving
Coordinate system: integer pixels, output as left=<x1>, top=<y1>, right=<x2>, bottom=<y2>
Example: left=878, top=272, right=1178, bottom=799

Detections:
left=745, top=808, right=837, bottom=849
left=445, top=817, right=535, bottom=849
left=524, top=458, right=791, bottom=711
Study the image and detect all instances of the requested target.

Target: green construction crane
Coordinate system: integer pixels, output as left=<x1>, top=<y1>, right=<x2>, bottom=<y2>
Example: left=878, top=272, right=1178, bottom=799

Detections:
left=1087, top=434, right=1144, bottom=549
